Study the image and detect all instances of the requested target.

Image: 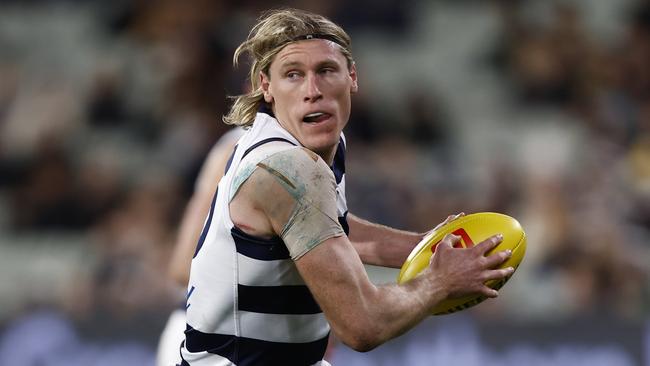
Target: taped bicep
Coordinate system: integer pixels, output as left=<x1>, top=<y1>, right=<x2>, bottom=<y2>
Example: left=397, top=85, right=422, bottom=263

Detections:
left=251, top=148, right=344, bottom=260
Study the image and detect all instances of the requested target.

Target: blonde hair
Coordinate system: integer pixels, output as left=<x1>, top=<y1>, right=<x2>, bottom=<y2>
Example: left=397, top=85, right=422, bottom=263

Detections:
left=223, top=8, right=354, bottom=127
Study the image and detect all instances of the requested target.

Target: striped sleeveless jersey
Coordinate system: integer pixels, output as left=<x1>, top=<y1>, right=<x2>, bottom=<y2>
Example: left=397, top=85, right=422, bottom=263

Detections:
left=180, top=110, right=348, bottom=366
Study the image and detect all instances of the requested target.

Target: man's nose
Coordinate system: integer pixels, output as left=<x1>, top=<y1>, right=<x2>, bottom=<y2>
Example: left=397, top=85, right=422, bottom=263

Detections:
left=303, top=73, right=322, bottom=102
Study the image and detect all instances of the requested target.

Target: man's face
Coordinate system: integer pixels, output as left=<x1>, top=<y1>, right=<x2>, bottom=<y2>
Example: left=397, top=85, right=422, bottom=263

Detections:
left=261, top=39, right=358, bottom=162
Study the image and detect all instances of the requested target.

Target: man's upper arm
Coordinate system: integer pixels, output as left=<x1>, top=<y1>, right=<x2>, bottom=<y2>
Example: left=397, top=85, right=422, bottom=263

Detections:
left=248, top=147, right=345, bottom=259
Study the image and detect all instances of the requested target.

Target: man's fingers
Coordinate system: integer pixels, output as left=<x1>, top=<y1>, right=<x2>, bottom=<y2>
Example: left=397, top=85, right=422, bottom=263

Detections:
left=442, top=212, right=464, bottom=226
left=479, top=286, right=499, bottom=298
left=444, top=212, right=464, bottom=225
left=432, top=212, right=465, bottom=232
left=444, top=233, right=461, bottom=246
left=438, top=233, right=460, bottom=250
left=482, top=266, right=515, bottom=281
left=483, top=248, right=512, bottom=268
left=473, top=234, right=503, bottom=254
left=478, top=266, right=516, bottom=297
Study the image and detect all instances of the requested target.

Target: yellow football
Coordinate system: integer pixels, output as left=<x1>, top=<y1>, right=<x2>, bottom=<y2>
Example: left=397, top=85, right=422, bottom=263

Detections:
left=397, top=212, right=526, bottom=315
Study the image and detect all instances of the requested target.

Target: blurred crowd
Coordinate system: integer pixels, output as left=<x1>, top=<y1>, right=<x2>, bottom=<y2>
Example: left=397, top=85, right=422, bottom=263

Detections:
left=488, top=0, right=650, bottom=320
left=0, top=0, right=649, bottom=364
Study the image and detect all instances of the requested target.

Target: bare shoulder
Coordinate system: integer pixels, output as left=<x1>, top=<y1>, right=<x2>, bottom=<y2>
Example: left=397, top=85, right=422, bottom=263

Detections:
left=243, top=146, right=335, bottom=197
left=230, top=147, right=337, bottom=237
left=231, top=147, right=342, bottom=258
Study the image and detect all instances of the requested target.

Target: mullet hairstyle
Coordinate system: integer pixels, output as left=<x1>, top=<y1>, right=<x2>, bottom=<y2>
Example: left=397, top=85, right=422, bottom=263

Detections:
left=223, top=8, right=354, bottom=127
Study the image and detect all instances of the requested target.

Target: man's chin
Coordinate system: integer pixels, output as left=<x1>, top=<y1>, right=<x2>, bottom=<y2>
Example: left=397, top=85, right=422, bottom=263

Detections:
left=304, top=137, right=339, bottom=161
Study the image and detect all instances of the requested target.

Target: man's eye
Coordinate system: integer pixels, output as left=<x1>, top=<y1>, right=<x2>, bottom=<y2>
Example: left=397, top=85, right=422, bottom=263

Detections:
left=286, top=72, right=301, bottom=79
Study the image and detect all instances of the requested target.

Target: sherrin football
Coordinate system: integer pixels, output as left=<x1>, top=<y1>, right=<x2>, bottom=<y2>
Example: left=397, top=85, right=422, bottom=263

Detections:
left=397, top=212, right=526, bottom=315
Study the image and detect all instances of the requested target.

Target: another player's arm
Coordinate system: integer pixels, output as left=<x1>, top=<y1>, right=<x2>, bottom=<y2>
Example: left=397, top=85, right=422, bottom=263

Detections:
left=168, top=138, right=238, bottom=286
left=242, top=149, right=513, bottom=352
left=347, top=213, right=464, bottom=268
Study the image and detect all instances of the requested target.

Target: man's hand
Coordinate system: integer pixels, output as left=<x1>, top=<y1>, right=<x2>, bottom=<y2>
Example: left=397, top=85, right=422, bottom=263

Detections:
left=430, top=212, right=465, bottom=234
left=424, top=233, right=514, bottom=301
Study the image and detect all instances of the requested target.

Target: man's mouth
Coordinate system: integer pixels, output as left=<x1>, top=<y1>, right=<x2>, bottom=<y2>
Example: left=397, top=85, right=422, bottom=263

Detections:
left=303, top=112, right=332, bottom=123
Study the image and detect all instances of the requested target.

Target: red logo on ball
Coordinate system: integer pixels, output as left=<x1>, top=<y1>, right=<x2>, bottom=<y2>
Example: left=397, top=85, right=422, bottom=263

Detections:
left=431, top=228, right=475, bottom=252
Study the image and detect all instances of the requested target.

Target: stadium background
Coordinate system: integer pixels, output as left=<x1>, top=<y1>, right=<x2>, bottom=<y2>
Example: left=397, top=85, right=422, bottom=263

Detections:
left=0, top=0, right=649, bottom=364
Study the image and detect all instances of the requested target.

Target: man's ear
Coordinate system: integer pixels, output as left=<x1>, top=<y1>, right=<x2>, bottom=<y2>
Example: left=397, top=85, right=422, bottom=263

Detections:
left=260, top=71, right=273, bottom=103
left=349, top=63, right=359, bottom=94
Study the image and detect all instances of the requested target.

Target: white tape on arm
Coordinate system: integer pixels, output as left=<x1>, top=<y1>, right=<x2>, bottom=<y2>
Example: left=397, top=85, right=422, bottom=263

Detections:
left=257, top=147, right=344, bottom=260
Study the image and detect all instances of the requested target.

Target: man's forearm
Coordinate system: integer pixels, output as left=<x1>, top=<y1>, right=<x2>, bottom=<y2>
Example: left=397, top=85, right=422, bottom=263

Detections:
left=347, top=213, right=424, bottom=268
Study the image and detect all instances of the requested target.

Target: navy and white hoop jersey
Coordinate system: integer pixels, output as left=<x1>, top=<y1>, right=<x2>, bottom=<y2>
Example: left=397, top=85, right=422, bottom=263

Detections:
left=179, top=109, right=349, bottom=366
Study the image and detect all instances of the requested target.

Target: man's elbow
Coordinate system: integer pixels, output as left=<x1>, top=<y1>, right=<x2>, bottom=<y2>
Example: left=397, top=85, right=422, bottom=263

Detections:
left=343, top=338, right=379, bottom=353
left=335, top=325, right=383, bottom=352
